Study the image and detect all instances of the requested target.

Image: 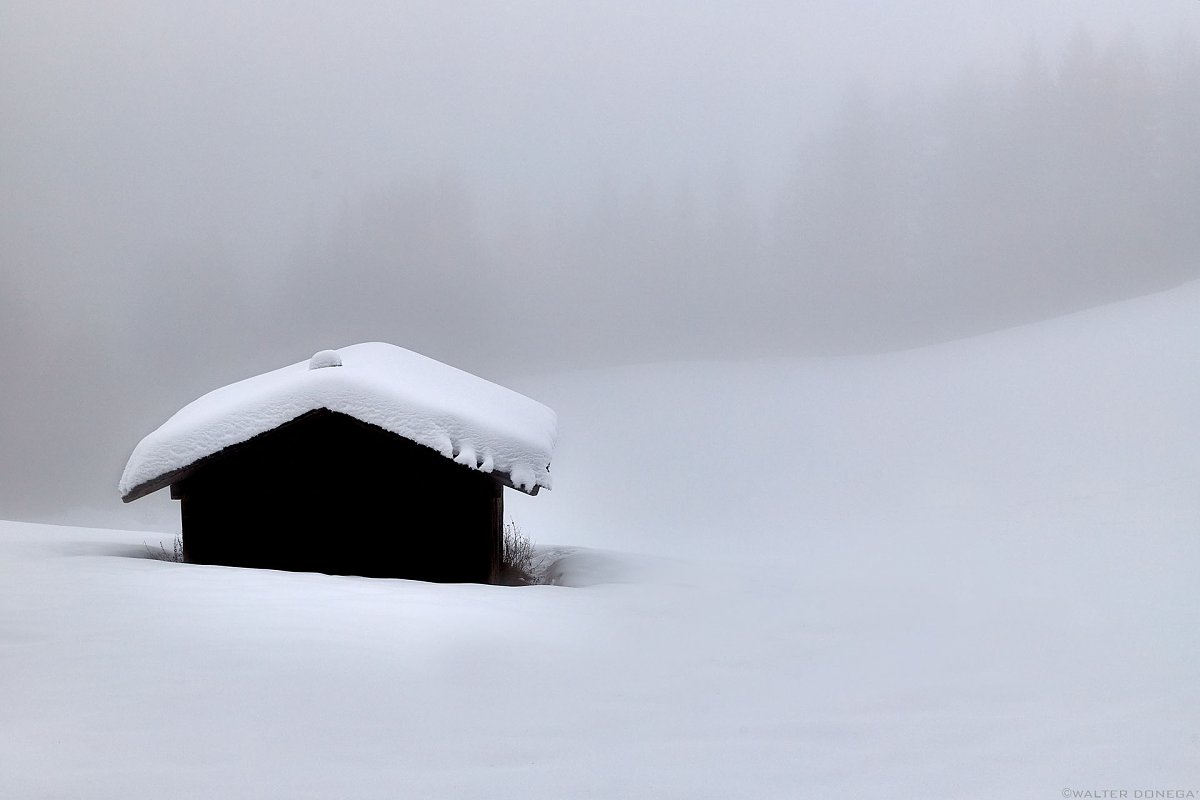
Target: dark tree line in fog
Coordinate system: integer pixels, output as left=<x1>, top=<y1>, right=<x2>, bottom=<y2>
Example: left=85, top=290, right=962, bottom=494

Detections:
left=774, top=32, right=1200, bottom=344
left=276, top=32, right=1200, bottom=369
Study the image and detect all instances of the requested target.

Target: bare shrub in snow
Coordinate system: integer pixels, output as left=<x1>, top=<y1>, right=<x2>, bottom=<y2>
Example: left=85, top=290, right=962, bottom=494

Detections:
left=500, top=522, right=540, bottom=585
left=145, top=535, right=185, bottom=563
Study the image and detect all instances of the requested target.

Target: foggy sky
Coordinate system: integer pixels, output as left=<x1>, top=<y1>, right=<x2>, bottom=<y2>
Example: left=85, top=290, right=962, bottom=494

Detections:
left=2, top=0, right=1199, bottom=525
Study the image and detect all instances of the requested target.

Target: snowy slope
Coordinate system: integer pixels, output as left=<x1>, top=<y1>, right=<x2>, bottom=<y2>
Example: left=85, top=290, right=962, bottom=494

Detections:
left=508, top=280, right=1200, bottom=564
left=3, top=283, right=1199, bottom=797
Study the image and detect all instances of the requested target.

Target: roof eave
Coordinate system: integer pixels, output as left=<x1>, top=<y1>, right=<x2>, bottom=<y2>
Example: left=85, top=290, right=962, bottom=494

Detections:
left=123, top=464, right=544, bottom=502
left=121, top=408, right=548, bottom=501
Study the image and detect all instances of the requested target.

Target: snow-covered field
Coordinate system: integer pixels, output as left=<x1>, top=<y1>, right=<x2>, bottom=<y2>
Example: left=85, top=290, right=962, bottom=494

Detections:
left=3, top=282, right=1198, bottom=798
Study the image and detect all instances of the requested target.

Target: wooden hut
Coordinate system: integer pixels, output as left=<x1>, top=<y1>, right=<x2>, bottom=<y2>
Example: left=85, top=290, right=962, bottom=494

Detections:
left=119, top=344, right=556, bottom=583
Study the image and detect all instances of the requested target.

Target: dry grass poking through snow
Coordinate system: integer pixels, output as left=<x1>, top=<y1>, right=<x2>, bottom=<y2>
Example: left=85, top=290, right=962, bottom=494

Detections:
left=145, top=534, right=185, bottom=563
left=499, top=522, right=541, bottom=585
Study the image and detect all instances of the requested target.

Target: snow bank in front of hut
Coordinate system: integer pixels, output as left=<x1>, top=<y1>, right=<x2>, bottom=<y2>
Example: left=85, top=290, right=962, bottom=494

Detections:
left=119, top=343, right=557, bottom=497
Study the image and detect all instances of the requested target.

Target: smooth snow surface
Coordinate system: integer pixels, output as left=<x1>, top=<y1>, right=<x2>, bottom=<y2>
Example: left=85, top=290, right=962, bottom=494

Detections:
left=6, top=283, right=1199, bottom=797
left=118, top=342, right=557, bottom=497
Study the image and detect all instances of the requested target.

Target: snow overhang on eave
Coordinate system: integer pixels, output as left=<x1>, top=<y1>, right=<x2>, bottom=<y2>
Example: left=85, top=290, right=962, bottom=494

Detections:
left=121, top=409, right=544, bottom=504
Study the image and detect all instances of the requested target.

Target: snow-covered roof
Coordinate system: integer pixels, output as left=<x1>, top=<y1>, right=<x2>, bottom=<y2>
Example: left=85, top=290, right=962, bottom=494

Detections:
left=119, top=343, right=557, bottom=501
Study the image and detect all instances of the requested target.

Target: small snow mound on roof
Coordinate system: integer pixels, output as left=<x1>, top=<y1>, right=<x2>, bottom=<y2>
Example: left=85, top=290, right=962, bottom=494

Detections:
left=309, top=350, right=342, bottom=369
left=119, top=343, right=557, bottom=499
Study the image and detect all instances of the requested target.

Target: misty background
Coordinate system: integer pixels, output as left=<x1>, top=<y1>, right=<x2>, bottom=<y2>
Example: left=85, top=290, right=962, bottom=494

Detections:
left=2, top=1, right=1199, bottom=526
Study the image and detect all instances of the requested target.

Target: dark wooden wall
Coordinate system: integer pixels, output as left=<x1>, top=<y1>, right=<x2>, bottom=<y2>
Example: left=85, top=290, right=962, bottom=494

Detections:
left=172, top=410, right=503, bottom=582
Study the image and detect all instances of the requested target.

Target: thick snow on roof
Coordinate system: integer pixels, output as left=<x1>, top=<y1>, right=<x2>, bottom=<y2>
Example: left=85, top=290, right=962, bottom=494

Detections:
left=119, top=343, right=557, bottom=499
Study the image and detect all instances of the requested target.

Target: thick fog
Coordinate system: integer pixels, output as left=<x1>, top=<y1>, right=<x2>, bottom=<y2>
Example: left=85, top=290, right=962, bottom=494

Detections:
left=2, top=1, right=1199, bottom=524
